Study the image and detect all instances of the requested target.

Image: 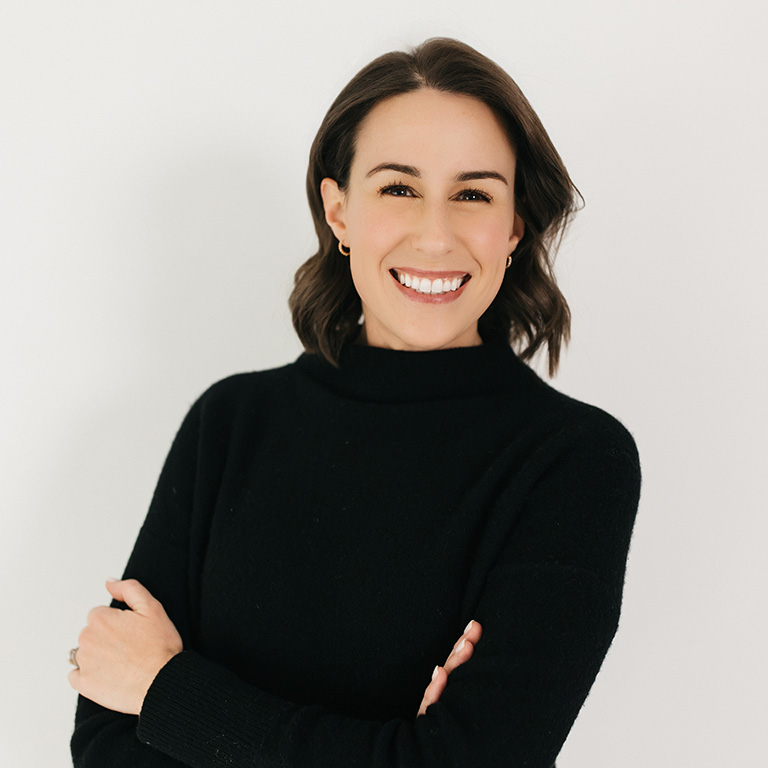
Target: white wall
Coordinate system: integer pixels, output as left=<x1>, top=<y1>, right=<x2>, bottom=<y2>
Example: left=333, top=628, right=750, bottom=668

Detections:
left=2, top=1, right=766, bottom=765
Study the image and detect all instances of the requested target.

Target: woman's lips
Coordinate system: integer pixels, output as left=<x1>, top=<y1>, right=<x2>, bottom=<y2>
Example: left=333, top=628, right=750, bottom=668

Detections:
left=390, top=268, right=470, bottom=296
left=389, top=268, right=471, bottom=302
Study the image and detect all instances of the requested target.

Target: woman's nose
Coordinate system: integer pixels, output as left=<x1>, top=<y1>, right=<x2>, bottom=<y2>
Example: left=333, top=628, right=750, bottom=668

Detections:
left=411, top=201, right=455, bottom=258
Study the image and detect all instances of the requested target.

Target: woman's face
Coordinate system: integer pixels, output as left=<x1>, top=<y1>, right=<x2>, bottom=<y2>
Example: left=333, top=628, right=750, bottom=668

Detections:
left=321, top=88, right=524, bottom=351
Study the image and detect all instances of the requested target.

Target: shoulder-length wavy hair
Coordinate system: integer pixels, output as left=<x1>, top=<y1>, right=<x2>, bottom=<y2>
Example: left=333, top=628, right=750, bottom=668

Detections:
left=289, top=37, right=581, bottom=376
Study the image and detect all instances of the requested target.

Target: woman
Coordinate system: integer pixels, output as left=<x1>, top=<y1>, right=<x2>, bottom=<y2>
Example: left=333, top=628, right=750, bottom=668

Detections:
left=70, top=37, right=641, bottom=767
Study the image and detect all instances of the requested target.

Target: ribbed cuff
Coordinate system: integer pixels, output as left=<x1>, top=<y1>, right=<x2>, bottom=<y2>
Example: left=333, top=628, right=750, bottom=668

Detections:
left=137, top=650, right=291, bottom=767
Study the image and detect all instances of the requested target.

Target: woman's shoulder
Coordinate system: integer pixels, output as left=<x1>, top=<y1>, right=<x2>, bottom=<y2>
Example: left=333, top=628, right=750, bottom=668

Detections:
left=523, top=374, right=640, bottom=467
left=202, top=361, right=296, bottom=398
left=179, top=360, right=301, bottom=430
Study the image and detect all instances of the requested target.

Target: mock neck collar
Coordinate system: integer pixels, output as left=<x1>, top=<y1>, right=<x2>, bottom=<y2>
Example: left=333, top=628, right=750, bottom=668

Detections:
left=295, top=340, right=536, bottom=404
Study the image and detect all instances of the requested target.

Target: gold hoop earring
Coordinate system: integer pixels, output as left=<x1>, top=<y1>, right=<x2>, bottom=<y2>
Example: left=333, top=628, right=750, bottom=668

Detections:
left=338, top=242, right=351, bottom=257
left=505, top=254, right=513, bottom=268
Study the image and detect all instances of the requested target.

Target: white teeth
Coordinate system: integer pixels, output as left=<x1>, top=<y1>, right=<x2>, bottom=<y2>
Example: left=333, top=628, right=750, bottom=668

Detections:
left=394, top=270, right=466, bottom=295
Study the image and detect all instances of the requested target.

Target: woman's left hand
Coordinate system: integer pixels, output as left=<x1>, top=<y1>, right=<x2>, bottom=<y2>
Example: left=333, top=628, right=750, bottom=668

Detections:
left=68, top=579, right=183, bottom=715
left=417, top=620, right=483, bottom=716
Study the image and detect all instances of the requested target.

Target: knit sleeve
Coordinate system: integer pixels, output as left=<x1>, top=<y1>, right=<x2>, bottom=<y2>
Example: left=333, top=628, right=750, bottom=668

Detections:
left=71, top=393, right=204, bottom=768
left=86, top=412, right=641, bottom=768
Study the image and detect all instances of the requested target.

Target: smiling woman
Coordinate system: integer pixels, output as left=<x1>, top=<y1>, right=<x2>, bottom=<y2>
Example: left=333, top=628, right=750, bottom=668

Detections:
left=292, top=37, right=578, bottom=376
left=320, top=89, right=524, bottom=351
left=70, top=38, right=640, bottom=768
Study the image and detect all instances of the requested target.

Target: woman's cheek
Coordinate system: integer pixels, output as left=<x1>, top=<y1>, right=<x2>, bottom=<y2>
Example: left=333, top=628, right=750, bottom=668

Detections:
left=358, top=209, right=406, bottom=254
left=461, top=223, right=507, bottom=261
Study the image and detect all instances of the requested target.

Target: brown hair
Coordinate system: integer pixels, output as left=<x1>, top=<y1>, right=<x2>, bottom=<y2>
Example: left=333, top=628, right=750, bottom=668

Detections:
left=289, top=37, right=580, bottom=376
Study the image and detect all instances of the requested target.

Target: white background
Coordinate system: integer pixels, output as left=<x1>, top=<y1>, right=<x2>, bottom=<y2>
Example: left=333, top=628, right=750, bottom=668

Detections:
left=2, top=1, right=766, bottom=765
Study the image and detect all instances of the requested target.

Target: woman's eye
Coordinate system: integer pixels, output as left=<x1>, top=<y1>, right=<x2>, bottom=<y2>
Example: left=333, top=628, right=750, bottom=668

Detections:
left=379, top=183, right=415, bottom=197
left=456, top=188, right=492, bottom=203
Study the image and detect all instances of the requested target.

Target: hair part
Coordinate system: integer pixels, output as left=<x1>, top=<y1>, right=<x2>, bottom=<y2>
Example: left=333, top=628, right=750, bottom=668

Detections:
left=289, top=37, right=581, bottom=376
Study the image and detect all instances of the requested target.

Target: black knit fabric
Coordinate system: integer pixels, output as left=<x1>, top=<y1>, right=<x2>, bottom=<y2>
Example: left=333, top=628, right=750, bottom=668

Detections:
left=72, top=341, right=641, bottom=767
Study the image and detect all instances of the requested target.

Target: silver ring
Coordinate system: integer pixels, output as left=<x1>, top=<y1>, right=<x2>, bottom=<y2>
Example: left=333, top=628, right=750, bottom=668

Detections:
left=69, top=647, right=79, bottom=670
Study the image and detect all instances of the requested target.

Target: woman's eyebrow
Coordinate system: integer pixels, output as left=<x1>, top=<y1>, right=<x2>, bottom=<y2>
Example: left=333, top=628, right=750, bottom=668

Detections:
left=456, top=170, right=508, bottom=185
left=365, top=163, right=508, bottom=186
left=366, top=162, right=420, bottom=178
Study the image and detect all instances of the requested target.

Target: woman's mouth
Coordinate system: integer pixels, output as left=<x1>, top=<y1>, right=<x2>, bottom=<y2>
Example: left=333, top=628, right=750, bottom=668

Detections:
left=390, top=268, right=470, bottom=295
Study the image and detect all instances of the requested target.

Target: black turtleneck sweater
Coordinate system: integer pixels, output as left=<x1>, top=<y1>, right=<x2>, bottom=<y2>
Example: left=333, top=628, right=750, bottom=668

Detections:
left=71, top=342, right=641, bottom=768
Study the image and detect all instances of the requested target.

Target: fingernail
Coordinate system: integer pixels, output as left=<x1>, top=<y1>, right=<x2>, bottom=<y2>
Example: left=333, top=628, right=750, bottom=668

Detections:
left=431, top=665, right=439, bottom=681
left=107, top=577, right=119, bottom=583
left=455, top=638, right=466, bottom=653
left=464, top=620, right=474, bottom=634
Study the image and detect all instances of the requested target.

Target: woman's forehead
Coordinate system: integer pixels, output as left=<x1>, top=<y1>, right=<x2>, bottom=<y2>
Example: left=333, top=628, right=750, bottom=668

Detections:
left=352, top=89, right=516, bottom=177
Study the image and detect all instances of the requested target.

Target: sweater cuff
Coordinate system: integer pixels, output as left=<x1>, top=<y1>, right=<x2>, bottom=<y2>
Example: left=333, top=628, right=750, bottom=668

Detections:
left=136, top=650, right=292, bottom=766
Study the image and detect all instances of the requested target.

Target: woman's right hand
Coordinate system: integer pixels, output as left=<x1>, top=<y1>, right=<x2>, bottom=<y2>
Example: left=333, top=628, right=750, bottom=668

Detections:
left=417, top=619, right=483, bottom=717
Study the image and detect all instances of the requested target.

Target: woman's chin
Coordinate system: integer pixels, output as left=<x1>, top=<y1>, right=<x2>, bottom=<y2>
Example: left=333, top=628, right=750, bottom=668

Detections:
left=359, top=323, right=482, bottom=352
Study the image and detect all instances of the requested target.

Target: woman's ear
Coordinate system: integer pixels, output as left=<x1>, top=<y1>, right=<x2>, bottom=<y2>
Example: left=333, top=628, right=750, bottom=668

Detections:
left=509, top=211, right=525, bottom=252
left=320, top=178, right=348, bottom=243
